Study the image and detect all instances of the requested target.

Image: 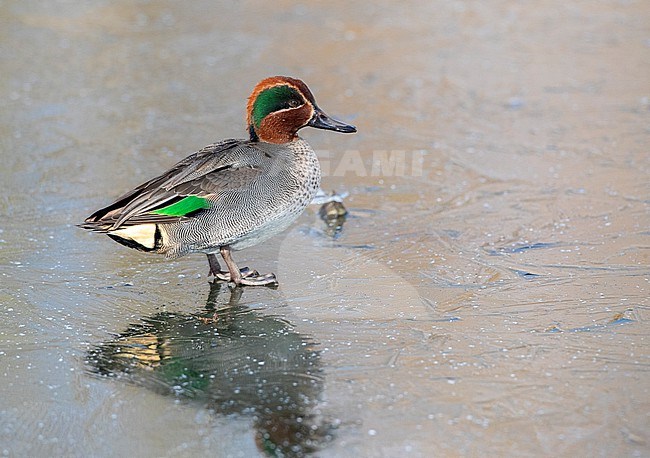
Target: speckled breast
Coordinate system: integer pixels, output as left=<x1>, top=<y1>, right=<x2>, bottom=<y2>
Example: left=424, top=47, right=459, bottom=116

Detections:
left=160, top=139, right=321, bottom=257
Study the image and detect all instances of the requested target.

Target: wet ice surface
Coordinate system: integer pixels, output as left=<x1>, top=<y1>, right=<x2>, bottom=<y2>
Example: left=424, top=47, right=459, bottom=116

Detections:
left=1, top=0, right=649, bottom=456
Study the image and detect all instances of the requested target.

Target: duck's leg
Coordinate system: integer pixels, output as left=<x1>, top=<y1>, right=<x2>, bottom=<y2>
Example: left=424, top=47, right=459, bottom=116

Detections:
left=207, top=253, right=223, bottom=277
left=220, top=245, right=277, bottom=286
left=208, top=253, right=257, bottom=281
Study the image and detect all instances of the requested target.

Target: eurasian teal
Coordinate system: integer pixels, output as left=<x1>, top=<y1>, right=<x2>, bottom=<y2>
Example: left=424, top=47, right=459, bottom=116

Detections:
left=80, top=76, right=356, bottom=286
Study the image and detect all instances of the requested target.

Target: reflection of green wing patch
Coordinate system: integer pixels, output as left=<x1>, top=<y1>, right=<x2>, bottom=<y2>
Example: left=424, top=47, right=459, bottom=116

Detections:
left=150, top=196, right=210, bottom=216
left=158, top=358, right=209, bottom=397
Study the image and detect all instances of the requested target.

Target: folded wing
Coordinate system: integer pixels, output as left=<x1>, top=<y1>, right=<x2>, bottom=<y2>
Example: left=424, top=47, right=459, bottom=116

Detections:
left=80, top=139, right=265, bottom=231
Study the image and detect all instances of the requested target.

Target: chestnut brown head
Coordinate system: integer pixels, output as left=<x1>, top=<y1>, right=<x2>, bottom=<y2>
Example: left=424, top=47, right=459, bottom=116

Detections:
left=246, top=76, right=356, bottom=144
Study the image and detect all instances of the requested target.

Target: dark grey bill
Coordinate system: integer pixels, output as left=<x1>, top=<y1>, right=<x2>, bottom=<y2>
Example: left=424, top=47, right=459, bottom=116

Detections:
left=308, top=108, right=357, bottom=133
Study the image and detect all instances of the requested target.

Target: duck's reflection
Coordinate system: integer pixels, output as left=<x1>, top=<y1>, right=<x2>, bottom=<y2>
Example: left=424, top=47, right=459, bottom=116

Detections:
left=87, top=282, right=331, bottom=456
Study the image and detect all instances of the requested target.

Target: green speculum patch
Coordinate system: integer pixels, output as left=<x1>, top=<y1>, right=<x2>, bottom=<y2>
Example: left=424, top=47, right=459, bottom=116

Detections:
left=251, top=85, right=302, bottom=127
left=150, top=196, right=210, bottom=216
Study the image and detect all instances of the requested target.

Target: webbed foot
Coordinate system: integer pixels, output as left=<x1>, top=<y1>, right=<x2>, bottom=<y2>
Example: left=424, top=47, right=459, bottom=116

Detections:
left=214, top=267, right=257, bottom=282
left=215, top=268, right=277, bottom=286
left=217, top=245, right=279, bottom=287
left=237, top=272, right=278, bottom=286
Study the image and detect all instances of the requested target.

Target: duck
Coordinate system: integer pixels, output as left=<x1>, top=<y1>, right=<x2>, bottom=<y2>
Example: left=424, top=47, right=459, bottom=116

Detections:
left=80, top=76, right=356, bottom=286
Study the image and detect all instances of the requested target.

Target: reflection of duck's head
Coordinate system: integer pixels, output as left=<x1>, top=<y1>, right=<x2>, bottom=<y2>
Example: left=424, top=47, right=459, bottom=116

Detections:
left=87, top=282, right=332, bottom=456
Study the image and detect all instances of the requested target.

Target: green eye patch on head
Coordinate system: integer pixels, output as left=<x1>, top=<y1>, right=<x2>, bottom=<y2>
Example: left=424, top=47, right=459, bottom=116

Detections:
left=251, top=85, right=304, bottom=127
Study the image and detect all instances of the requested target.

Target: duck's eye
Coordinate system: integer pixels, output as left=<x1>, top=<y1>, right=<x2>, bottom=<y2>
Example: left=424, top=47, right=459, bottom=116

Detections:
left=287, top=99, right=302, bottom=108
